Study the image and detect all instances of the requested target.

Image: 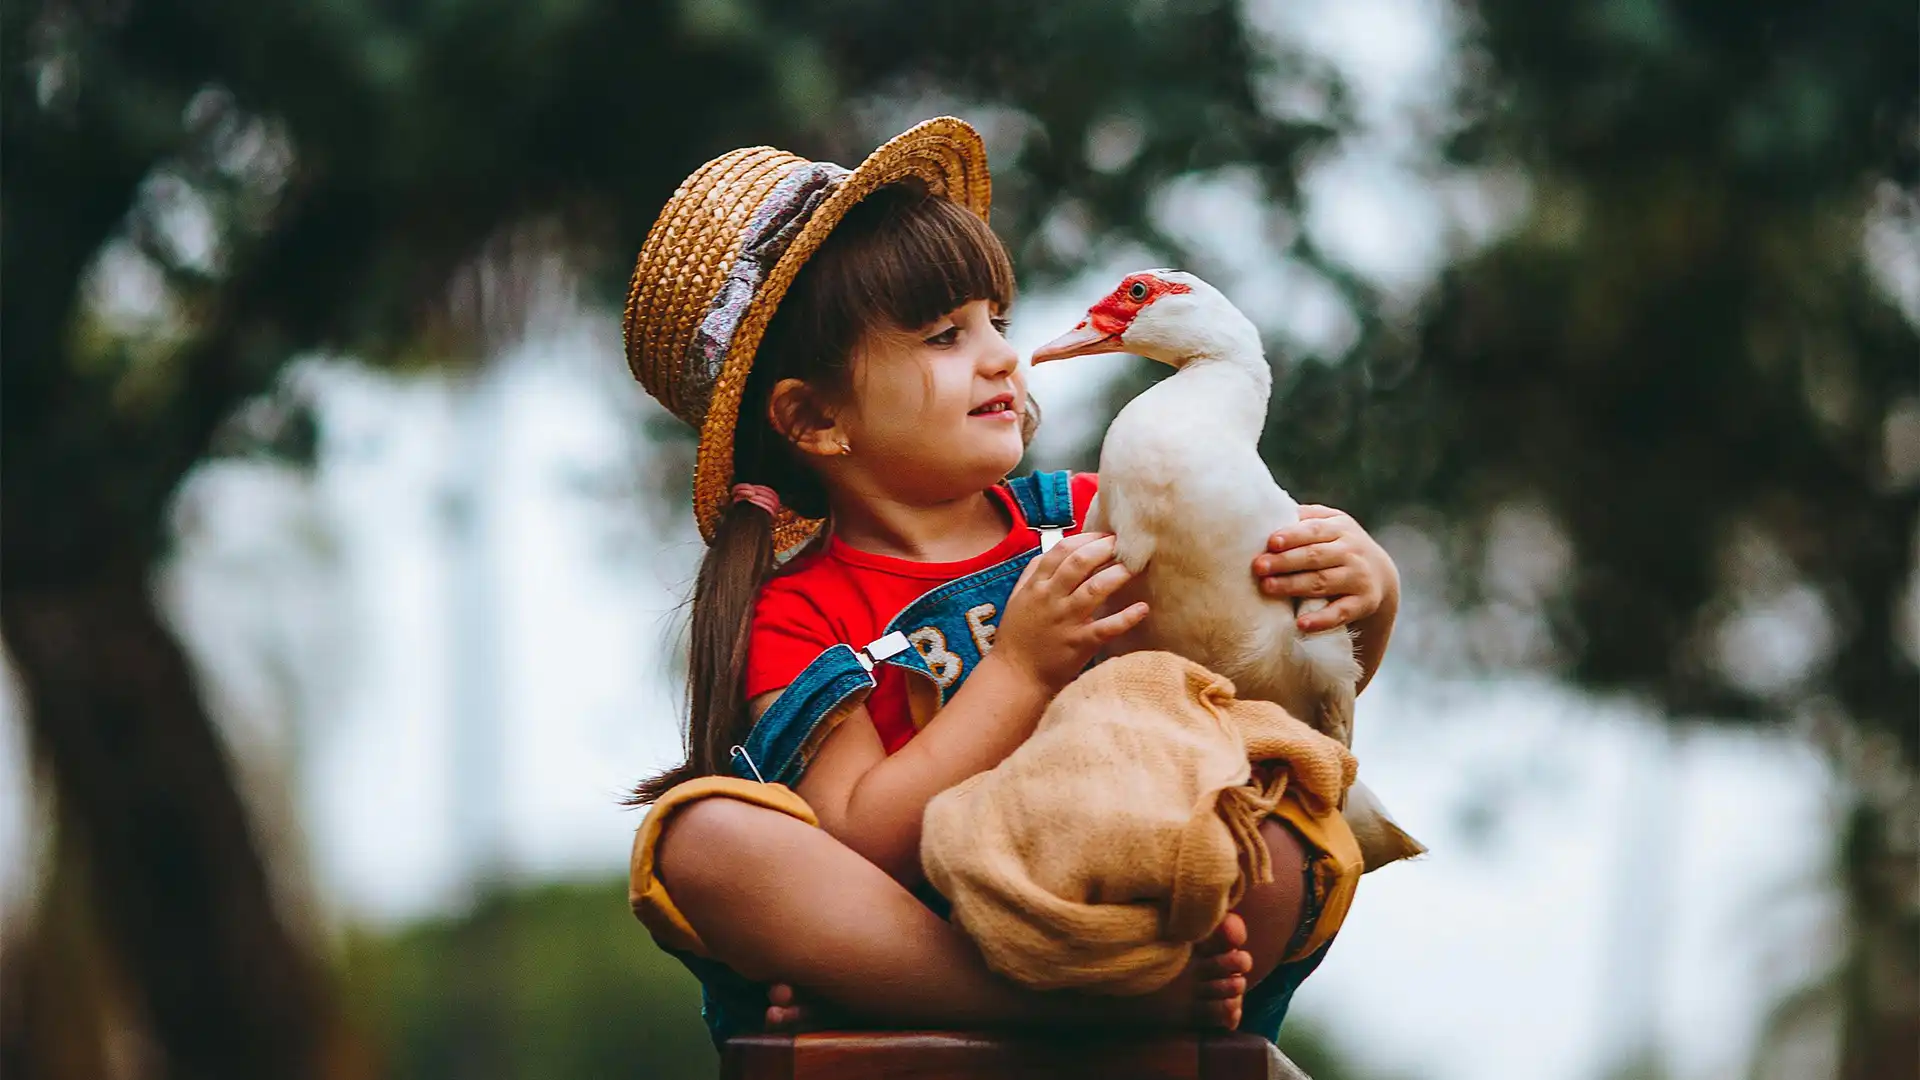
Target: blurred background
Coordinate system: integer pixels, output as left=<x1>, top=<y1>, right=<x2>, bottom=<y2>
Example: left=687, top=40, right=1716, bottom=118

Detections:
left=2, top=0, right=1915, bottom=1078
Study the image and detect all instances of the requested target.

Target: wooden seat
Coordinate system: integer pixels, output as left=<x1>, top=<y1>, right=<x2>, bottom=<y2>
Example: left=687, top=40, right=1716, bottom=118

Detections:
left=721, top=1030, right=1311, bottom=1080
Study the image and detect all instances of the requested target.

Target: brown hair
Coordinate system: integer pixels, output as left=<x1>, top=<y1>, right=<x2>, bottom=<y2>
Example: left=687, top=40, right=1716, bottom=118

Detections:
left=628, top=183, right=1029, bottom=804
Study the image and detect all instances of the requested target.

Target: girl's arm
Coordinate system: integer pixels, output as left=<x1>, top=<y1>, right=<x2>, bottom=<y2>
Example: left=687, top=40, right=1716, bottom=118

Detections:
left=773, top=654, right=1048, bottom=883
left=779, top=532, right=1146, bottom=884
left=1254, top=504, right=1401, bottom=693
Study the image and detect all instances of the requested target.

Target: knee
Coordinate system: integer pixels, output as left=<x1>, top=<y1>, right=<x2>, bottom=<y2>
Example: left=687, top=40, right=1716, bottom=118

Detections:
left=654, top=796, right=787, bottom=905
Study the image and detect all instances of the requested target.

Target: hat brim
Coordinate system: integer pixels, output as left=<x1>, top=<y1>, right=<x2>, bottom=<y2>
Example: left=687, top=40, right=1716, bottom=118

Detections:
left=690, top=117, right=993, bottom=552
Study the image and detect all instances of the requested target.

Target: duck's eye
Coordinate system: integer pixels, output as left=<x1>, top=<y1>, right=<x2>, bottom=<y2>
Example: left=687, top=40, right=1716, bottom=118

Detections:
left=1128, top=281, right=1150, bottom=301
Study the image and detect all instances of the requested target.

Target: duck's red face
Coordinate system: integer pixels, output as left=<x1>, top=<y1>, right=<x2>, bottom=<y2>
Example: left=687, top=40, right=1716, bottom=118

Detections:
left=1031, top=271, right=1193, bottom=363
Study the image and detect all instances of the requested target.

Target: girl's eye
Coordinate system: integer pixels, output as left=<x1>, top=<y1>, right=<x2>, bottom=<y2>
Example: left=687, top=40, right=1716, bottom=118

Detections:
left=991, top=317, right=1011, bottom=336
left=924, top=326, right=960, bottom=346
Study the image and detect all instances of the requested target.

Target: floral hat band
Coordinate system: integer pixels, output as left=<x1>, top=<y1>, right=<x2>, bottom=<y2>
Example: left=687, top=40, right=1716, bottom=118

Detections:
left=623, top=117, right=993, bottom=550
left=679, top=162, right=849, bottom=426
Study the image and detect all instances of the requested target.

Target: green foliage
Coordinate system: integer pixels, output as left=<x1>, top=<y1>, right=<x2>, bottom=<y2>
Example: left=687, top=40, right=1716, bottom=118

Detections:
left=1259, top=0, right=1917, bottom=750
left=339, top=880, right=717, bottom=1080
left=1273, top=1016, right=1412, bottom=1080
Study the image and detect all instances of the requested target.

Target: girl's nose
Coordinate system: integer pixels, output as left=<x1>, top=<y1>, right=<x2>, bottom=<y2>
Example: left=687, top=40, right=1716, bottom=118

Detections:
left=981, top=331, right=1019, bottom=377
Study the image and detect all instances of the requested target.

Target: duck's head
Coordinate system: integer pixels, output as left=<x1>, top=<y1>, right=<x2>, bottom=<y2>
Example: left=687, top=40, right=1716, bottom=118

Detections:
left=1031, top=269, right=1252, bottom=369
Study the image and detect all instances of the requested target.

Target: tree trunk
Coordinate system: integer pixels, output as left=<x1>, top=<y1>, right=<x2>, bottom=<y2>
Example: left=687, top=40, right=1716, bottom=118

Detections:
left=1, top=572, right=360, bottom=1080
left=1840, top=795, right=1920, bottom=1080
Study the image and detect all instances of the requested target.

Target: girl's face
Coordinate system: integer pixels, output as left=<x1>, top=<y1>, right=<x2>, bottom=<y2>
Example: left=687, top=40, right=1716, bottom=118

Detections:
left=831, top=298, right=1028, bottom=504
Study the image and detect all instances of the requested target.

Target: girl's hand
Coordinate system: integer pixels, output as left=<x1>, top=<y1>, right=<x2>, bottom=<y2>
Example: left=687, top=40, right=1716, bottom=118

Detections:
left=993, top=532, right=1147, bottom=694
left=1253, top=505, right=1400, bottom=633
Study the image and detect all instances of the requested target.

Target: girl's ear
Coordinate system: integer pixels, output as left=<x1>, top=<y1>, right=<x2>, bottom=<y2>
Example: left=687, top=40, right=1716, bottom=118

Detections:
left=768, top=377, right=846, bottom=459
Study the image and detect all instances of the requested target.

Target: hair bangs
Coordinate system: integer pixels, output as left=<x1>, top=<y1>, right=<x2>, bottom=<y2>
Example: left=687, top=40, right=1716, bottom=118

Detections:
left=832, top=185, right=1015, bottom=336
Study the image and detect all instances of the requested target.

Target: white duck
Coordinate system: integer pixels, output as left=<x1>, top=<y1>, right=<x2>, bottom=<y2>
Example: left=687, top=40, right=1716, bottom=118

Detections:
left=1032, top=269, right=1424, bottom=873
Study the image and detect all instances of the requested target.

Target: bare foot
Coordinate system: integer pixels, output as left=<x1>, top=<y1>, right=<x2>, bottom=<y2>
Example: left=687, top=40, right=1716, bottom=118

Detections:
left=1187, top=912, right=1251, bottom=1029
left=764, top=983, right=802, bottom=1031
left=1122, top=912, right=1252, bottom=1030
left=765, top=982, right=852, bottom=1031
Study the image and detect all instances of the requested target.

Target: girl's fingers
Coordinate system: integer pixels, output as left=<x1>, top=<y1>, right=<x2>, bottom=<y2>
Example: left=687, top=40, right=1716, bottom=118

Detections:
left=1012, top=551, right=1044, bottom=594
left=1267, top=517, right=1343, bottom=551
left=1262, top=566, right=1357, bottom=599
left=1297, top=504, right=1346, bottom=521
left=1254, top=541, right=1344, bottom=577
left=1072, top=561, right=1134, bottom=609
left=1029, top=532, right=1110, bottom=590
left=1053, top=533, right=1119, bottom=589
left=1014, top=536, right=1079, bottom=599
left=1090, top=601, right=1149, bottom=642
left=1298, top=594, right=1370, bottom=631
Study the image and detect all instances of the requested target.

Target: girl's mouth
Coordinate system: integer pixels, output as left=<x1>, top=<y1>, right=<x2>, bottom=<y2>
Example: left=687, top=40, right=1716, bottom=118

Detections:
left=969, top=395, right=1018, bottom=419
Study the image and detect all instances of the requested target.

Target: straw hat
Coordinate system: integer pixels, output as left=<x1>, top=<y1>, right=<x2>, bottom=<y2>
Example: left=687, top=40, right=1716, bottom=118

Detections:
left=624, top=117, right=993, bottom=550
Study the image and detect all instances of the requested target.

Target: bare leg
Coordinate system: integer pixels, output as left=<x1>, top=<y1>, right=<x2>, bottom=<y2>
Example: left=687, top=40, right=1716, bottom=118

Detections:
left=655, top=797, right=1247, bottom=1030
left=763, top=915, right=1251, bottom=1032
left=763, top=914, right=1251, bottom=1032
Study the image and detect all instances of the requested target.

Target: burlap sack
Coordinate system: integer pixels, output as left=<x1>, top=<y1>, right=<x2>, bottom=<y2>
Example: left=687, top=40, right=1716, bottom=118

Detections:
left=920, top=651, right=1357, bottom=995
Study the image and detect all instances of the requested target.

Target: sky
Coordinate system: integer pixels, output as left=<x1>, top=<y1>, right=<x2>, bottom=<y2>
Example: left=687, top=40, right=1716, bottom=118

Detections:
left=0, top=0, right=1868, bottom=1077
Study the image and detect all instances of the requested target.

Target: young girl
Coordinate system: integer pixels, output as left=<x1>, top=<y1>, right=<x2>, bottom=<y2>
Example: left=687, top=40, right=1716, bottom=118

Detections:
left=623, top=119, right=1400, bottom=1047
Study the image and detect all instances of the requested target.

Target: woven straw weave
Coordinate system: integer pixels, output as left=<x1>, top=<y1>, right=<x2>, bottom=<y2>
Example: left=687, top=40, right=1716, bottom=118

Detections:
left=623, top=118, right=992, bottom=550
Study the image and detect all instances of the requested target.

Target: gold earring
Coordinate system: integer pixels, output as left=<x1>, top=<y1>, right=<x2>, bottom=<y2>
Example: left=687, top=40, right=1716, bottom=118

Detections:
left=837, top=441, right=852, bottom=456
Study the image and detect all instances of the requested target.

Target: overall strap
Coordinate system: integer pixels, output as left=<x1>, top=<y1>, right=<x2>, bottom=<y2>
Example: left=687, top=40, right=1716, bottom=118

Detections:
left=729, top=635, right=917, bottom=787
left=1004, top=470, right=1076, bottom=552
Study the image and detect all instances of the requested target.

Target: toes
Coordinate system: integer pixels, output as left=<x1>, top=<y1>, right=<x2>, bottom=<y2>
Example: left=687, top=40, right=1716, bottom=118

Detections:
left=1197, top=912, right=1250, bottom=957
left=765, top=984, right=805, bottom=1031
left=1195, top=947, right=1254, bottom=981
left=1195, top=996, right=1244, bottom=1031
left=1218, top=912, right=1248, bottom=950
left=1197, top=975, right=1248, bottom=1001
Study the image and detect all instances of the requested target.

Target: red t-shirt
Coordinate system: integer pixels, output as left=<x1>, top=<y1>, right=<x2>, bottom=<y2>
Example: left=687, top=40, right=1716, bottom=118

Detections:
left=745, top=473, right=1100, bottom=753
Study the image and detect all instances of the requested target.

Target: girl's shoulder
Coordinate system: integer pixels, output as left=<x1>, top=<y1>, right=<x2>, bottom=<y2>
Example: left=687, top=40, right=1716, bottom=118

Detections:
left=745, top=546, right=865, bottom=699
left=753, top=544, right=841, bottom=619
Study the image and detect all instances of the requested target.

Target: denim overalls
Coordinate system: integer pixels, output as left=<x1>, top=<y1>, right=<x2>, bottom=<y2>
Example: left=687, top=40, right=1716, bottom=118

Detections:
left=672, top=471, right=1327, bottom=1046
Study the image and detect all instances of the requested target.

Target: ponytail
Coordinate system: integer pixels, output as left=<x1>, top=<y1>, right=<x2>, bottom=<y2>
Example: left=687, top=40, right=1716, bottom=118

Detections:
left=626, top=500, right=777, bottom=805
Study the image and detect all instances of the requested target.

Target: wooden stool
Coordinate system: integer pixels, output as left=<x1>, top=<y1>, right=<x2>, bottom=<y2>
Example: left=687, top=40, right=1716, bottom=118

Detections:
left=721, top=1030, right=1311, bottom=1080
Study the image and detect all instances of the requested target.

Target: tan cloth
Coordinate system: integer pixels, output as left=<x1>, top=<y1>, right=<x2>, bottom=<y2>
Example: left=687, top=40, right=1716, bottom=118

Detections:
left=921, top=651, right=1363, bottom=995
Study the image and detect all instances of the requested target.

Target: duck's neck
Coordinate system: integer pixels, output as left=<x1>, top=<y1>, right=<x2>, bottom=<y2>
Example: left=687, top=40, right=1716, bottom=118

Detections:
left=1159, top=321, right=1271, bottom=436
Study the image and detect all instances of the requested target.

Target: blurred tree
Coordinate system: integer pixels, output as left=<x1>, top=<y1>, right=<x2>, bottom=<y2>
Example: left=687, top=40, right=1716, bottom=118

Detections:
left=1, top=1, right=1335, bottom=1076
left=1234, top=2, right=1916, bottom=1077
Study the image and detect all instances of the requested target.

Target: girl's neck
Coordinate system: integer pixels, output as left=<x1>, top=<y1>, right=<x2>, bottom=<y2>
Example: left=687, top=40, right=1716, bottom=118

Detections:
left=828, top=486, right=1011, bottom=563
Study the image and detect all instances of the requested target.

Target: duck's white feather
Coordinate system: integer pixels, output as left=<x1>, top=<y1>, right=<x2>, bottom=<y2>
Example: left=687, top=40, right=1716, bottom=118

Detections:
left=1086, top=272, right=1424, bottom=872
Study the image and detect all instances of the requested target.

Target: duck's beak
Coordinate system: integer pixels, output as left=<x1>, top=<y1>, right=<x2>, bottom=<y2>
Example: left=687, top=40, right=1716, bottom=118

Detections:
left=1030, top=323, right=1122, bottom=364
